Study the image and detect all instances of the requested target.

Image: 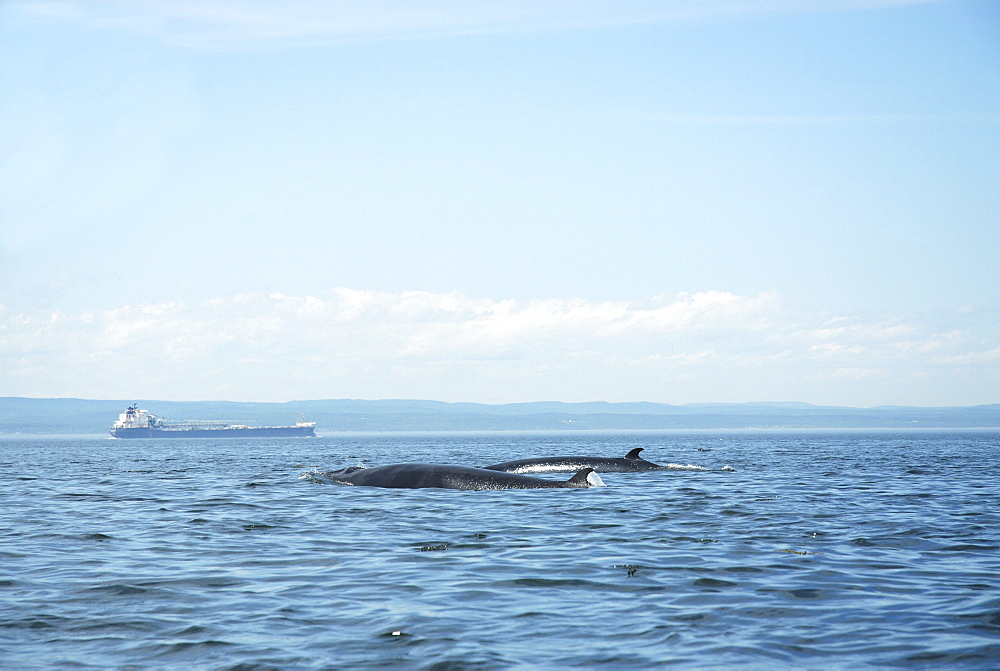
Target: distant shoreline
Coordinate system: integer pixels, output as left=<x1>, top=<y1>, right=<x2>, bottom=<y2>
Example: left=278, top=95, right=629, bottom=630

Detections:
left=2, top=397, right=998, bottom=435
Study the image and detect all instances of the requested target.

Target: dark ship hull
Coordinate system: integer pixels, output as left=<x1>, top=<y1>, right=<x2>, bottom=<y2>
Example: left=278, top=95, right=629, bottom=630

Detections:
left=110, top=425, right=316, bottom=439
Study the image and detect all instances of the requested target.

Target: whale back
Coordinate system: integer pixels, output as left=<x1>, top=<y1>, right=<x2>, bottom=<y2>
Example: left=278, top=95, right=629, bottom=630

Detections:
left=316, top=463, right=605, bottom=490
left=482, top=449, right=665, bottom=474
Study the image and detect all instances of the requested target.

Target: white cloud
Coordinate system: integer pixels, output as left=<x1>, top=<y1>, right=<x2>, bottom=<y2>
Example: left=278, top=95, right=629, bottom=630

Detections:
left=934, top=347, right=1000, bottom=367
left=1, top=287, right=996, bottom=404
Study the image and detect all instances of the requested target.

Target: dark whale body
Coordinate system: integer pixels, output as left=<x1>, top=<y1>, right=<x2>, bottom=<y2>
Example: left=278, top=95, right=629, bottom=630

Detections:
left=483, top=447, right=666, bottom=474
left=315, top=463, right=604, bottom=490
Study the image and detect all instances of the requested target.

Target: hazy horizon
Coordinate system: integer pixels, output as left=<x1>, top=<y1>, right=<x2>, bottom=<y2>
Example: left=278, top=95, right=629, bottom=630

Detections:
left=5, top=395, right=998, bottom=412
left=2, top=1, right=998, bottom=407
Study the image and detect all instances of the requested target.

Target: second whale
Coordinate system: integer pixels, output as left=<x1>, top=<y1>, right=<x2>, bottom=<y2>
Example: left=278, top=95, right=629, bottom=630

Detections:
left=482, top=447, right=674, bottom=474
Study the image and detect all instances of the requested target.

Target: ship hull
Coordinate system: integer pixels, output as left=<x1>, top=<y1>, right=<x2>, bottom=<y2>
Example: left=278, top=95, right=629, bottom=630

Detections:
left=110, top=425, right=316, bottom=439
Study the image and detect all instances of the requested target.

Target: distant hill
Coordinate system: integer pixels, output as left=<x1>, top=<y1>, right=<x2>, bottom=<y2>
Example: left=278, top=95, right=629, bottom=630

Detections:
left=1, top=397, right=998, bottom=434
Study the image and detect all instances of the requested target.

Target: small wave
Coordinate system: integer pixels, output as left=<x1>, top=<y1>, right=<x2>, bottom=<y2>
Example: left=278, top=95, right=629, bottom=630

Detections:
left=0, top=615, right=71, bottom=630
left=693, top=577, right=739, bottom=588
left=85, top=584, right=149, bottom=596
left=80, top=532, right=114, bottom=542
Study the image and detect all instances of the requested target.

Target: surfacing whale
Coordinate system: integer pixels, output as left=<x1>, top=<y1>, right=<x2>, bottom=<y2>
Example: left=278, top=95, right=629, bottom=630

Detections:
left=310, top=463, right=606, bottom=490
left=483, top=447, right=670, bottom=474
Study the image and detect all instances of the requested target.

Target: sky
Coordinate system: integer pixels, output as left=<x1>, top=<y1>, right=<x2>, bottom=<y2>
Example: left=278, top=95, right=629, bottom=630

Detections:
left=1, top=0, right=998, bottom=406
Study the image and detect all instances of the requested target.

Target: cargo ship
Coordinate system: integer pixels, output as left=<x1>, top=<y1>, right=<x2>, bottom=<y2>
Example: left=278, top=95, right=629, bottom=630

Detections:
left=109, top=405, right=316, bottom=438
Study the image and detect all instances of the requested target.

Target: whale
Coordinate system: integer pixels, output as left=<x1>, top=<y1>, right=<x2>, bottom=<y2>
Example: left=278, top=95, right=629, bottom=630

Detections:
left=482, top=447, right=669, bottom=474
left=310, top=463, right=606, bottom=490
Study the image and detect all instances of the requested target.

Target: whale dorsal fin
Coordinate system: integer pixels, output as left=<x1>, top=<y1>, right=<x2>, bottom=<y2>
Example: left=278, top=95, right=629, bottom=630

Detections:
left=568, top=467, right=596, bottom=486
left=625, top=448, right=644, bottom=460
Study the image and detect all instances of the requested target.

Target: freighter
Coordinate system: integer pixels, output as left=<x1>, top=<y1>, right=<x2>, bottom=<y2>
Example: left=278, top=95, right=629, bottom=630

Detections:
left=109, top=405, right=316, bottom=438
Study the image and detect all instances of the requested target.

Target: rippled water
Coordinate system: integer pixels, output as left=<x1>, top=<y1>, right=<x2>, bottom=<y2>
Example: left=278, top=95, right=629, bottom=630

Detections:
left=2, top=430, right=998, bottom=669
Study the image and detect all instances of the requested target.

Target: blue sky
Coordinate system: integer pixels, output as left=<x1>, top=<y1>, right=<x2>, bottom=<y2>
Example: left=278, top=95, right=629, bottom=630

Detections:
left=1, top=0, right=998, bottom=405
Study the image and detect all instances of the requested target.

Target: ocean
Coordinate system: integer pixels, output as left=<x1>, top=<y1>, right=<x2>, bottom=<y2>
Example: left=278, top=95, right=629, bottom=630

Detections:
left=2, top=430, right=998, bottom=669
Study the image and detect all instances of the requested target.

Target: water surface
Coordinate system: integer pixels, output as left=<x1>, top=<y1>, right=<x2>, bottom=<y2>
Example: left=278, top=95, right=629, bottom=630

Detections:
left=2, top=430, right=998, bottom=668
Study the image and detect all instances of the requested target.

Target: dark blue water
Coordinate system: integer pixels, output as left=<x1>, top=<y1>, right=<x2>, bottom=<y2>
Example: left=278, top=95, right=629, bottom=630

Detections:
left=2, top=430, right=998, bottom=669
